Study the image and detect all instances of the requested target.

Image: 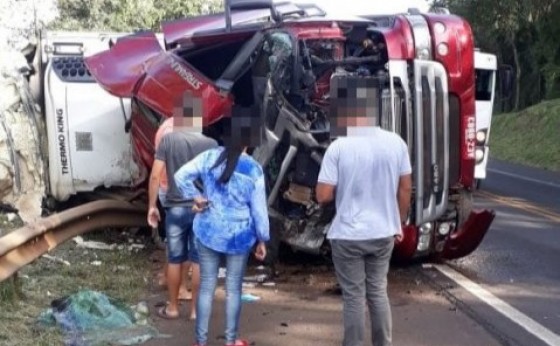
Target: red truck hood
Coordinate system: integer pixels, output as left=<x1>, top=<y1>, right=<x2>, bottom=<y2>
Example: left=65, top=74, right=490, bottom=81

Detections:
left=84, top=31, right=164, bottom=98
left=84, top=31, right=231, bottom=125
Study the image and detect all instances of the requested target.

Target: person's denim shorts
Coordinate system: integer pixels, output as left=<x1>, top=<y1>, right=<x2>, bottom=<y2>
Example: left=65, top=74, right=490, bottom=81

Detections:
left=164, top=206, right=199, bottom=264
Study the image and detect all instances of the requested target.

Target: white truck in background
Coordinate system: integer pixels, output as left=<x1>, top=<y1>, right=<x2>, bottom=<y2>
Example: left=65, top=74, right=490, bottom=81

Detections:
left=473, top=50, right=498, bottom=188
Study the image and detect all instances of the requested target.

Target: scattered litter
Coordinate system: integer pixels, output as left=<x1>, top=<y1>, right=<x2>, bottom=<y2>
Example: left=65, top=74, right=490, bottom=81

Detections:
left=241, top=293, right=261, bottom=302
left=422, top=263, right=433, bottom=269
left=242, top=282, right=257, bottom=289
left=244, top=274, right=268, bottom=283
left=42, top=254, right=71, bottom=266
left=262, top=282, right=276, bottom=287
left=73, top=236, right=117, bottom=251
left=90, top=261, right=102, bottom=266
left=6, top=213, right=16, bottom=222
left=256, top=265, right=266, bottom=271
left=128, top=244, right=145, bottom=251
left=218, top=267, right=227, bottom=278
left=280, top=322, right=288, bottom=327
left=36, top=290, right=169, bottom=346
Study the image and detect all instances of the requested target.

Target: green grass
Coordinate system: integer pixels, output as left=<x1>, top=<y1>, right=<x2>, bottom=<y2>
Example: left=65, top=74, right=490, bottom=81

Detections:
left=0, top=229, right=154, bottom=346
left=490, top=99, right=560, bottom=172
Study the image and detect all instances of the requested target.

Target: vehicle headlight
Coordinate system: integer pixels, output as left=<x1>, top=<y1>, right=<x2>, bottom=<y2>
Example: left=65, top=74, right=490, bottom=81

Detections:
left=433, top=22, right=446, bottom=34
left=419, top=222, right=433, bottom=234
left=438, top=222, right=451, bottom=235
left=437, top=43, right=449, bottom=56
left=476, top=130, right=487, bottom=144
left=475, top=148, right=485, bottom=163
left=418, top=48, right=431, bottom=60
left=417, top=234, right=431, bottom=251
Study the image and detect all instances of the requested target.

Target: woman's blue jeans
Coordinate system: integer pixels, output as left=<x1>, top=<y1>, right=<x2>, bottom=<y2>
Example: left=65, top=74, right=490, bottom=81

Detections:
left=195, top=239, right=250, bottom=345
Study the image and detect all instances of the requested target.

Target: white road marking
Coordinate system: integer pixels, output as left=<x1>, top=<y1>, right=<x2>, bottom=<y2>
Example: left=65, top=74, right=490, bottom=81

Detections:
left=433, top=264, right=560, bottom=346
left=488, top=168, right=560, bottom=188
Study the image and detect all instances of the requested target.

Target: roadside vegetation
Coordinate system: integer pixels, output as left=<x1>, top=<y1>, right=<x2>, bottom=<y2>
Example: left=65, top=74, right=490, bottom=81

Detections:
left=0, top=229, right=155, bottom=346
left=490, top=99, right=560, bottom=172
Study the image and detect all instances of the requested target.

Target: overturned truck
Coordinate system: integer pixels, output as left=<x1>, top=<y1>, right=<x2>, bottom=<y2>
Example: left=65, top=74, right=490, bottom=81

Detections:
left=12, top=1, right=510, bottom=266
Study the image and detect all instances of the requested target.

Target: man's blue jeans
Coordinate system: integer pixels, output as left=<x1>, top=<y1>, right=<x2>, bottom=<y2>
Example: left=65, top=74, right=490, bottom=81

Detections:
left=164, top=206, right=198, bottom=264
left=195, top=239, right=250, bottom=345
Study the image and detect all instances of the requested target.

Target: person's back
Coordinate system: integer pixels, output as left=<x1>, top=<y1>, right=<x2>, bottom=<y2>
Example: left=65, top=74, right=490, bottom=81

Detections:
left=159, top=130, right=218, bottom=206
left=316, top=125, right=412, bottom=346
left=154, top=117, right=174, bottom=196
left=173, top=134, right=270, bottom=346
left=326, top=127, right=411, bottom=240
left=176, top=146, right=268, bottom=255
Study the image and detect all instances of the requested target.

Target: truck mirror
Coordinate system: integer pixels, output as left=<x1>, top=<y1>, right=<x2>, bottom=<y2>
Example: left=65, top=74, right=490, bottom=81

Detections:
left=225, top=0, right=280, bottom=31
left=498, top=64, right=513, bottom=100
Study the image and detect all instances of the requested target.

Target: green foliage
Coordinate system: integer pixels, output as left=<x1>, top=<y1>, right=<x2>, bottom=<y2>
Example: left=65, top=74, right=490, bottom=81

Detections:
left=435, top=0, right=560, bottom=112
left=490, top=99, right=560, bottom=171
left=49, top=0, right=224, bottom=32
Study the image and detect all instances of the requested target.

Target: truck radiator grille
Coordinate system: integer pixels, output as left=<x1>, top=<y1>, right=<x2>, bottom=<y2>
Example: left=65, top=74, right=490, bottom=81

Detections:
left=413, top=60, right=450, bottom=225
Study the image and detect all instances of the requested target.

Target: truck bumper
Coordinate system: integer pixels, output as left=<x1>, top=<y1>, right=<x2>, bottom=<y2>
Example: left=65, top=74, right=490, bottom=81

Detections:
left=441, top=208, right=496, bottom=260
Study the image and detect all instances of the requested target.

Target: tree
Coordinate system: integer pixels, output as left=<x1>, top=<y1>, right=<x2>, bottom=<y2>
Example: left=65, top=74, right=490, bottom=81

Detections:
left=49, top=0, right=224, bottom=32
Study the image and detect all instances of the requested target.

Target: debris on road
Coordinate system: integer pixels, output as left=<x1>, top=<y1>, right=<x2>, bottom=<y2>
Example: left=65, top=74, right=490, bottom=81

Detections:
left=36, top=290, right=166, bottom=346
left=42, top=254, right=70, bottom=266
left=241, top=293, right=261, bottom=302
left=73, top=235, right=117, bottom=250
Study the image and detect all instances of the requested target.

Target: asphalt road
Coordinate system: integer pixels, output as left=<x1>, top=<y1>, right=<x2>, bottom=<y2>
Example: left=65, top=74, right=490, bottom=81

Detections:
left=434, top=158, right=560, bottom=346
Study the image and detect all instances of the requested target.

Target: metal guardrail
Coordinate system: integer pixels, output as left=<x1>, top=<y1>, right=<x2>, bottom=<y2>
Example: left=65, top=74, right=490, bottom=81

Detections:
left=0, top=199, right=148, bottom=282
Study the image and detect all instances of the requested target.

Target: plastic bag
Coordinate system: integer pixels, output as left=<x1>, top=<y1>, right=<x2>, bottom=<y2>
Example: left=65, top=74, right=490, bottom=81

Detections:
left=37, top=290, right=166, bottom=346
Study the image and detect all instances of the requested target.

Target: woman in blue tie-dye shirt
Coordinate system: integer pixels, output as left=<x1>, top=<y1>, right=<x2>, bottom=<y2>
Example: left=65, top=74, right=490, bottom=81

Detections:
left=174, top=129, right=270, bottom=346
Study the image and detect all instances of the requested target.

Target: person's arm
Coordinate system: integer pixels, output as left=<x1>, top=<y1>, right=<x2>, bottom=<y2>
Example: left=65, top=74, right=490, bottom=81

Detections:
left=397, top=140, right=413, bottom=225
left=250, top=172, right=270, bottom=243
left=147, top=137, right=168, bottom=228
left=397, top=173, right=412, bottom=223
left=149, top=159, right=165, bottom=209
left=250, top=170, right=270, bottom=261
left=315, top=142, right=339, bottom=204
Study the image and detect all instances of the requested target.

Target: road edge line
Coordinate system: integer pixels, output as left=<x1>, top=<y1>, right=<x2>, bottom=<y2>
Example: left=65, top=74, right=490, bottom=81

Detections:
left=433, top=264, right=560, bottom=346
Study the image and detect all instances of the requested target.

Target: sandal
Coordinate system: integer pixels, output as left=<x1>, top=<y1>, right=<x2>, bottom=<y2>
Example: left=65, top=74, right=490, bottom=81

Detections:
left=225, top=339, right=249, bottom=346
left=157, top=305, right=179, bottom=320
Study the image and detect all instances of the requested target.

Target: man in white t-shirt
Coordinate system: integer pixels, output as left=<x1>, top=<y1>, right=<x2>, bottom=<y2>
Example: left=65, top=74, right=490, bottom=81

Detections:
left=316, top=75, right=412, bottom=346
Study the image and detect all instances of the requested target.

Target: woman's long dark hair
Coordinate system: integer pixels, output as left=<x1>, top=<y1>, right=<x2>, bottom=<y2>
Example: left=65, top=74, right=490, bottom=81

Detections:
left=211, top=142, right=244, bottom=184
left=212, top=104, right=261, bottom=183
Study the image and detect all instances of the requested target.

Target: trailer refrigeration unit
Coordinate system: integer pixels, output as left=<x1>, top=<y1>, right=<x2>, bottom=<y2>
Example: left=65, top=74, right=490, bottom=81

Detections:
left=74, top=0, right=513, bottom=263
left=39, top=31, right=145, bottom=203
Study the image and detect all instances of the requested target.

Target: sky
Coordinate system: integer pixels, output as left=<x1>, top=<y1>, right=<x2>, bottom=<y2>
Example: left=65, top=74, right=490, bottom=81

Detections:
left=277, top=0, right=432, bottom=16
